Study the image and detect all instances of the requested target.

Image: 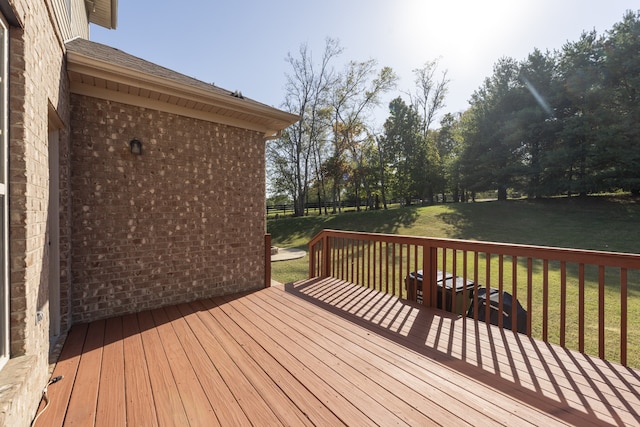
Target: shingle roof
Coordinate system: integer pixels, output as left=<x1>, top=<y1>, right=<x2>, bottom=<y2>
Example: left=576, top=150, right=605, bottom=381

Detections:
left=65, top=38, right=298, bottom=136
left=67, top=38, right=249, bottom=100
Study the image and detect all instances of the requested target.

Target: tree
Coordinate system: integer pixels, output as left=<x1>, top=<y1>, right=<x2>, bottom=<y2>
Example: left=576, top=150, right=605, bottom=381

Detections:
left=555, top=31, right=606, bottom=197
left=464, top=57, right=522, bottom=200
left=456, top=12, right=640, bottom=200
left=410, top=59, right=450, bottom=139
left=603, top=10, right=640, bottom=194
left=516, top=49, right=559, bottom=198
left=436, top=112, right=466, bottom=202
left=268, top=39, right=342, bottom=216
left=381, top=97, right=426, bottom=205
left=329, top=61, right=398, bottom=212
left=408, top=60, right=450, bottom=203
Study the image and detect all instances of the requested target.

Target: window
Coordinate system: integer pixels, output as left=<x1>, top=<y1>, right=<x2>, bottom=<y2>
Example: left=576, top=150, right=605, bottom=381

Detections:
left=0, top=12, right=8, bottom=370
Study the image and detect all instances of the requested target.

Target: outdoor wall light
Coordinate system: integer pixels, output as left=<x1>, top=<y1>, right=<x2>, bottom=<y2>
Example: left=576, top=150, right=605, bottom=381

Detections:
left=130, top=138, right=142, bottom=155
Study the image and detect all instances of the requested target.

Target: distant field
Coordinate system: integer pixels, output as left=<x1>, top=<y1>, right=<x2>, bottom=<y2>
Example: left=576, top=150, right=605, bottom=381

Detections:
left=268, top=196, right=640, bottom=367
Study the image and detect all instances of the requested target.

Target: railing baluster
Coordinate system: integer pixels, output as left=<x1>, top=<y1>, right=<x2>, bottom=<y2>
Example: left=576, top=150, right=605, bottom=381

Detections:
left=511, top=256, right=517, bottom=333
left=463, top=251, right=469, bottom=316
left=442, top=248, right=447, bottom=311
left=372, top=240, right=376, bottom=290
left=392, top=243, right=396, bottom=296
left=355, top=239, right=360, bottom=286
left=331, top=237, right=335, bottom=278
left=452, top=249, right=458, bottom=315
left=336, top=238, right=340, bottom=279
left=527, top=258, right=533, bottom=336
left=367, top=240, right=371, bottom=288
left=560, top=261, right=567, bottom=347
left=385, top=242, right=390, bottom=295
left=399, top=244, right=404, bottom=299
left=346, top=239, right=350, bottom=283
left=350, top=239, right=355, bottom=284
left=579, top=263, right=585, bottom=353
left=413, top=244, right=420, bottom=303
left=473, top=252, right=479, bottom=322
left=485, top=252, right=491, bottom=326
left=328, top=237, right=332, bottom=278
left=498, top=254, right=504, bottom=329
left=378, top=241, right=383, bottom=292
left=361, top=239, right=365, bottom=286
left=621, top=268, right=628, bottom=367
left=342, top=238, right=347, bottom=281
left=543, top=259, right=549, bottom=342
left=346, top=238, right=350, bottom=281
left=598, top=265, right=605, bottom=359
left=423, top=244, right=429, bottom=306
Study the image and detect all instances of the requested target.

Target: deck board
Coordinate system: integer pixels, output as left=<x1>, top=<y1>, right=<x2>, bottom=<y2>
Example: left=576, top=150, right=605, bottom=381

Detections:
left=137, top=310, right=190, bottom=426
left=182, top=300, right=285, bottom=426
left=197, top=299, right=343, bottom=426
left=150, top=307, right=218, bottom=426
left=121, top=313, right=158, bottom=427
left=34, top=323, right=88, bottom=427
left=34, top=278, right=640, bottom=426
left=63, top=320, right=104, bottom=426
left=204, top=298, right=372, bottom=426
left=223, top=290, right=463, bottom=426
left=260, top=284, right=542, bottom=427
left=166, top=304, right=251, bottom=426
left=194, top=298, right=314, bottom=426
left=95, top=316, right=125, bottom=427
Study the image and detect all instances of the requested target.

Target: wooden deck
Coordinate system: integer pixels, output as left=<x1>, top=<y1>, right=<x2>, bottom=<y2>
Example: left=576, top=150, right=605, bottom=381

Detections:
left=35, top=277, right=640, bottom=426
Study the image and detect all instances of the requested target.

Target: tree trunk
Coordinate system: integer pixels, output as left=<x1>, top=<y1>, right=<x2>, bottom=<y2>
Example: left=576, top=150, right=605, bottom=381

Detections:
left=497, top=186, right=508, bottom=201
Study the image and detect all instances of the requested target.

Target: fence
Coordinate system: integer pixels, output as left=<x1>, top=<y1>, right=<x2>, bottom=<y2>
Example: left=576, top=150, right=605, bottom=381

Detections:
left=308, top=229, right=640, bottom=367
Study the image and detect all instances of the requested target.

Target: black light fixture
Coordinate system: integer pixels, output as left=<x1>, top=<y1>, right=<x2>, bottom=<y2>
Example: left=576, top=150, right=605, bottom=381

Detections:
left=130, top=138, right=142, bottom=155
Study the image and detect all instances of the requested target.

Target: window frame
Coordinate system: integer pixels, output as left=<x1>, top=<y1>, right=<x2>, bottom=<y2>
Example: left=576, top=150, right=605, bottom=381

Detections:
left=0, top=11, right=9, bottom=371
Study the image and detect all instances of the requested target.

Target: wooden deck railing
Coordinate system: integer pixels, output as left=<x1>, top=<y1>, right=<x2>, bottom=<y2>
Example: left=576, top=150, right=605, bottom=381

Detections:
left=308, top=229, right=640, bottom=367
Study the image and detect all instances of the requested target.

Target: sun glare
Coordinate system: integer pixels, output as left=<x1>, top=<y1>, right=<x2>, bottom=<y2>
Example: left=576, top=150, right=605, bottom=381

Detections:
left=395, top=0, right=531, bottom=63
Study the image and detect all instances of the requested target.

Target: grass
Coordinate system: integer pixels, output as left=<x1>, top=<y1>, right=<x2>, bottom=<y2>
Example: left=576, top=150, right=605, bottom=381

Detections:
left=268, top=196, right=640, bottom=367
left=269, top=196, right=640, bottom=283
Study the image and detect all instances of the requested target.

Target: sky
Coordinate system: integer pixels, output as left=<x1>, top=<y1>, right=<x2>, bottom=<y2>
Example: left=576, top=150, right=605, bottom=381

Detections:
left=91, top=1, right=639, bottom=129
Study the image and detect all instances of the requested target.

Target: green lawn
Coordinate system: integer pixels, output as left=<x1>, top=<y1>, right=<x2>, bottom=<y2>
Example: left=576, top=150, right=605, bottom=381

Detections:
left=268, top=196, right=640, bottom=367
left=269, top=196, right=640, bottom=283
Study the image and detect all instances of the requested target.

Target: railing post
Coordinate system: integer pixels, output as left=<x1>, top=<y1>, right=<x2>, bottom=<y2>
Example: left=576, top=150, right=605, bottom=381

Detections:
left=265, top=233, right=272, bottom=288
left=322, top=234, right=331, bottom=278
left=309, top=240, right=316, bottom=279
left=422, top=243, right=437, bottom=307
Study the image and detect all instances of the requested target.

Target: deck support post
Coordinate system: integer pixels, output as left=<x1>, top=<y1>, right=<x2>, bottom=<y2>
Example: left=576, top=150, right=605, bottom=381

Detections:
left=322, top=234, right=331, bottom=278
left=422, top=244, right=437, bottom=307
left=265, top=233, right=272, bottom=287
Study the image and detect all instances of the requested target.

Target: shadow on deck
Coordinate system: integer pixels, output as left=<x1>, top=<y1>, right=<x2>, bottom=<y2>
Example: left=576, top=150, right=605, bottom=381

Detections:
left=34, top=277, right=640, bottom=426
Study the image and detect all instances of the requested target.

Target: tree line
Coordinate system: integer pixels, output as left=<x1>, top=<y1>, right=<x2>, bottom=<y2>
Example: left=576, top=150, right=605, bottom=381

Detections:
left=268, top=11, right=640, bottom=215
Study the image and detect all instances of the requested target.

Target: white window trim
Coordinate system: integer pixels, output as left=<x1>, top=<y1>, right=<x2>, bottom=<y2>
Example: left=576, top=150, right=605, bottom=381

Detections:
left=0, top=11, right=9, bottom=371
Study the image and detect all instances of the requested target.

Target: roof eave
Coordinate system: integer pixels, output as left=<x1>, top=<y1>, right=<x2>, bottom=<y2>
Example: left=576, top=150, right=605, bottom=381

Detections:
left=66, top=50, right=299, bottom=137
left=88, top=0, right=118, bottom=30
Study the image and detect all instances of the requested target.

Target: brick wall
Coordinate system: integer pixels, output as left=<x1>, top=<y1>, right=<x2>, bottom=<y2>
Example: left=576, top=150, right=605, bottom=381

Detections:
left=1, top=0, right=72, bottom=424
left=69, top=95, right=267, bottom=322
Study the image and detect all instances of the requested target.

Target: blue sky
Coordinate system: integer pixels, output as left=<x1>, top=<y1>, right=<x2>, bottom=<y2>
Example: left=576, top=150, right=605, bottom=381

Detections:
left=91, top=1, right=638, bottom=129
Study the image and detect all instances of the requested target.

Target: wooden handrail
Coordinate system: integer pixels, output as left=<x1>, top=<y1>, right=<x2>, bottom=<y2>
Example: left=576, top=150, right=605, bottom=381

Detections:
left=308, top=229, right=640, bottom=367
left=310, top=229, right=640, bottom=268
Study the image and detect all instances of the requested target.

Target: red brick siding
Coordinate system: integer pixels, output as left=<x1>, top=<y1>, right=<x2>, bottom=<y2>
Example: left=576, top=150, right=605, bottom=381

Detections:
left=69, top=95, right=267, bottom=322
